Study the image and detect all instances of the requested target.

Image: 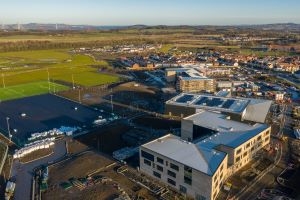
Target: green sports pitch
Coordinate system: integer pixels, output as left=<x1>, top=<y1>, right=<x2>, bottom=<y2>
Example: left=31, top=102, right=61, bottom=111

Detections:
left=0, top=81, right=69, bottom=101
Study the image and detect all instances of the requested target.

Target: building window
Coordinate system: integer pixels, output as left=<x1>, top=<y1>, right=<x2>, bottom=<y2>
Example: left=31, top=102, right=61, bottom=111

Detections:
left=236, top=148, right=242, bottom=155
left=220, top=172, right=223, bottom=180
left=246, top=143, right=250, bottom=148
left=235, top=156, right=240, bottom=163
left=214, top=175, right=217, bottom=183
left=167, top=178, right=176, bottom=186
left=157, top=165, right=163, bottom=172
left=251, top=146, right=254, bottom=151
left=215, top=180, right=219, bottom=188
left=166, top=161, right=168, bottom=166
left=153, top=171, right=161, bottom=178
left=196, top=194, right=206, bottom=200
left=184, top=176, right=192, bottom=185
left=170, top=163, right=179, bottom=171
left=141, top=150, right=154, bottom=161
left=167, top=170, right=176, bottom=178
left=265, top=137, right=269, bottom=142
left=214, top=191, right=218, bottom=199
left=144, top=159, right=151, bottom=166
left=157, top=157, right=164, bottom=164
left=179, top=185, right=187, bottom=194
left=184, top=165, right=192, bottom=173
left=220, top=164, right=223, bottom=172
left=243, top=152, right=247, bottom=157
left=257, top=136, right=262, bottom=140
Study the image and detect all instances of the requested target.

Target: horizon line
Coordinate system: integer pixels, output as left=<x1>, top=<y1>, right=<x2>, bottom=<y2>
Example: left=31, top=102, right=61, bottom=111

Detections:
left=2, top=22, right=300, bottom=27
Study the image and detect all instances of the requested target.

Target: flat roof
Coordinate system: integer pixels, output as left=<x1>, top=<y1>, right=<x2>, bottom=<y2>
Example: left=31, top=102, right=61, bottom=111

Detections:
left=165, top=68, right=189, bottom=72
left=142, top=134, right=226, bottom=176
left=216, top=91, right=230, bottom=97
left=185, top=110, right=256, bottom=132
left=178, top=76, right=212, bottom=81
left=167, top=93, right=250, bottom=114
left=166, top=93, right=272, bottom=123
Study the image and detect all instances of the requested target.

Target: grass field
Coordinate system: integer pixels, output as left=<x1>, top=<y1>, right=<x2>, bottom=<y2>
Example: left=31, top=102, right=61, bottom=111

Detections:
left=0, top=81, right=69, bottom=101
left=0, top=50, right=119, bottom=87
left=238, top=49, right=292, bottom=57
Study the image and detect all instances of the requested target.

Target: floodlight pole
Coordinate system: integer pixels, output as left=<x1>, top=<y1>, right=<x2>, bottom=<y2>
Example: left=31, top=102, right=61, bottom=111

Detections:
left=110, top=95, right=113, bottom=114
left=2, top=73, right=5, bottom=88
left=72, top=74, right=75, bottom=89
left=78, top=88, right=81, bottom=103
left=47, top=68, right=50, bottom=93
left=6, top=117, right=11, bottom=141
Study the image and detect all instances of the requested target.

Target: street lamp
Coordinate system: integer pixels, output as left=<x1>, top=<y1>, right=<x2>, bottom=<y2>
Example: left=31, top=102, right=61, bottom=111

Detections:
left=110, top=95, right=113, bottom=114
left=46, top=68, right=50, bottom=93
left=6, top=117, right=11, bottom=140
left=2, top=73, right=5, bottom=88
left=78, top=87, right=81, bottom=103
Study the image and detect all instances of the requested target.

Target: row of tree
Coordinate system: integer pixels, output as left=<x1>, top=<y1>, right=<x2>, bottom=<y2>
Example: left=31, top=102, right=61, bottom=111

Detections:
left=0, top=38, right=165, bottom=52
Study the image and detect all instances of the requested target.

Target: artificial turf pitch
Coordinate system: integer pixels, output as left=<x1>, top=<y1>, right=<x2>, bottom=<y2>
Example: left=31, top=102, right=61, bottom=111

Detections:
left=0, top=81, right=69, bottom=101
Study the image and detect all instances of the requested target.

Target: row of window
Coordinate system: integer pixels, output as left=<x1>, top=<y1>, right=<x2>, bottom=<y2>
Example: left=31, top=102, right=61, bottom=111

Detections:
left=141, top=150, right=154, bottom=161
left=237, top=130, right=270, bottom=154
left=142, top=150, right=180, bottom=171
left=142, top=151, right=193, bottom=186
left=213, top=163, right=224, bottom=184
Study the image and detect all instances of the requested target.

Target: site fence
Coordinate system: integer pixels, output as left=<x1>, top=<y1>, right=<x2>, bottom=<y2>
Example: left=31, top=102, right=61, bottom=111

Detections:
left=0, top=141, right=9, bottom=174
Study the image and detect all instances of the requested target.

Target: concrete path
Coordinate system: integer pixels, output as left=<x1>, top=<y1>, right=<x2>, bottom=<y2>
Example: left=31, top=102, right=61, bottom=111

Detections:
left=11, top=139, right=66, bottom=200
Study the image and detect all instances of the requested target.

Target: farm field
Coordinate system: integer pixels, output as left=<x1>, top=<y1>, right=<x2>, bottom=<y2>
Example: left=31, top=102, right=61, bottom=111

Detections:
left=0, top=81, right=69, bottom=101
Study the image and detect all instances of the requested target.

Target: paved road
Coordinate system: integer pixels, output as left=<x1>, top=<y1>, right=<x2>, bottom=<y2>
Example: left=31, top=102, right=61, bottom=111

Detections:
left=237, top=103, right=290, bottom=200
left=11, top=139, right=66, bottom=200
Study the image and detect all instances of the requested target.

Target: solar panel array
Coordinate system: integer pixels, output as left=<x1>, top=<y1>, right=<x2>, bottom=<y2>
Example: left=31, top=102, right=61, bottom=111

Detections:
left=175, top=94, right=195, bottom=103
left=173, top=94, right=249, bottom=112
left=194, top=97, right=208, bottom=105
left=207, top=98, right=224, bottom=107
left=174, top=94, right=248, bottom=112
left=222, top=99, right=235, bottom=108
left=195, top=97, right=226, bottom=107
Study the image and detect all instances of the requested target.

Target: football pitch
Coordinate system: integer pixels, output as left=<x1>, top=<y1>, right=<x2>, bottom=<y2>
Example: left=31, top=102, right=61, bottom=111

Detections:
left=0, top=49, right=120, bottom=101
left=0, top=81, right=69, bottom=101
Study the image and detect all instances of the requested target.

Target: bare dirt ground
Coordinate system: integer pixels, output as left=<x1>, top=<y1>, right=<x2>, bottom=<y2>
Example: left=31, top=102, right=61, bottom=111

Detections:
left=43, top=147, right=158, bottom=200
left=59, top=81, right=159, bottom=107
left=44, top=151, right=115, bottom=200
left=19, top=148, right=53, bottom=163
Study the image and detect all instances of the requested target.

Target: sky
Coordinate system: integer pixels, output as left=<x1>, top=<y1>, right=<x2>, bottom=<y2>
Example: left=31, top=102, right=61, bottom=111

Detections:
left=0, top=0, right=300, bottom=25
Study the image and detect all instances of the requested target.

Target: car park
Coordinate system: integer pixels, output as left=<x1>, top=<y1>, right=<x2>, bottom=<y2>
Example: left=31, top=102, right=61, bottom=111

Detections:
left=257, top=189, right=286, bottom=200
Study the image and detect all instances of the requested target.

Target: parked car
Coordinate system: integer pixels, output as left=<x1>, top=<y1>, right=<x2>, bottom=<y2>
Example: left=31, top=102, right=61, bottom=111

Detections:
left=272, top=196, right=294, bottom=200
left=257, top=189, right=286, bottom=199
left=277, top=167, right=297, bottom=186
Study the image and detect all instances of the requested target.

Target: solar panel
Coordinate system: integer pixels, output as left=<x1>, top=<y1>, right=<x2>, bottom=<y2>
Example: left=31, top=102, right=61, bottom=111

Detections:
left=222, top=99, right=235, bottom=108
left=207, top=98, right=224, bottom=107
left=175, top=94, right=194, bottom=103
left=194, top=97, right=208, bottom=105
